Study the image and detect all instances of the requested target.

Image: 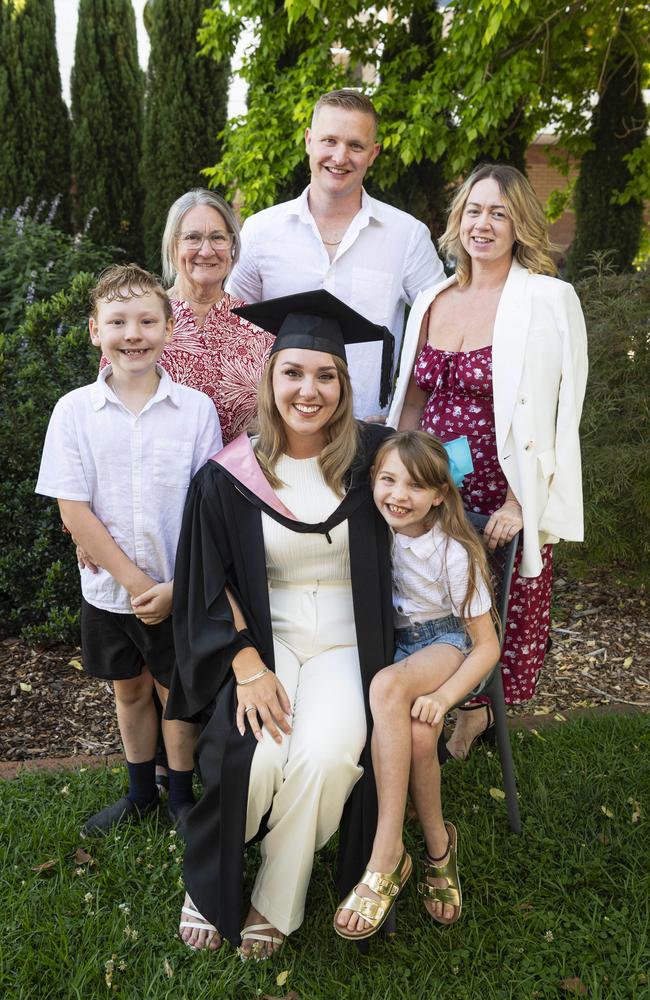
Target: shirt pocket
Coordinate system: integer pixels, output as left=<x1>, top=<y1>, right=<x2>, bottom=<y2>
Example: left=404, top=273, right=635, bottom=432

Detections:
left=153, top=439, right=193, bottom=489
left=351, top=266, right=393, bottom=323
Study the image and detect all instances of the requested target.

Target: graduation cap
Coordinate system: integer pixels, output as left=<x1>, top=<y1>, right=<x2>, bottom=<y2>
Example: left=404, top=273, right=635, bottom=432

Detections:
left=233, top=289, right=395, bottom=407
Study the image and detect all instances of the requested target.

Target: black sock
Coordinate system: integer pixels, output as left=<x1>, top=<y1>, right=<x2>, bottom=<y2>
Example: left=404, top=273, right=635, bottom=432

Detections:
left=126, top=758, right=157, bottom=808
left=167, top=767, right=195, bottom=812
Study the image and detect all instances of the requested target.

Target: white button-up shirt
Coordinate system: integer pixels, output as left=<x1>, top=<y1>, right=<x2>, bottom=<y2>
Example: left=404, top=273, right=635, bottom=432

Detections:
left=392, top=524, right=492, bottom=625
left=228, top=187, right=444, bottom=418
left=35, top=365, right=222, bottom=613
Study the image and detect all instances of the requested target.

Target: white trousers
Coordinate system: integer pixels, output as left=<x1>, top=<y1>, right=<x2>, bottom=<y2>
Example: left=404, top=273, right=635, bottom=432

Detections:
left=245, top=580, right=366, bottom=934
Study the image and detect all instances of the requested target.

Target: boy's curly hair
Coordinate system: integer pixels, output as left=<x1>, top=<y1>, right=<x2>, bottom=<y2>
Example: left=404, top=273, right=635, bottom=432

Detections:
left=89, top=263, right=172, bottom=321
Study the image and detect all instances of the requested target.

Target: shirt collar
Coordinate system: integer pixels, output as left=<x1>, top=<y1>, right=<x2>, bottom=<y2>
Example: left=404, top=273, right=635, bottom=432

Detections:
left=392, top=522, right=440, bottom=559
left=293, top=186, right=380, bottom=227
left=90, top=364, right=180, bottom=412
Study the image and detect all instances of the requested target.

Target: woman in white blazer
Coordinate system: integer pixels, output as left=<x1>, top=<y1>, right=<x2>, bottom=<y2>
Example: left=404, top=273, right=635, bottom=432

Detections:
left=388, top=164, right=588, bottom=758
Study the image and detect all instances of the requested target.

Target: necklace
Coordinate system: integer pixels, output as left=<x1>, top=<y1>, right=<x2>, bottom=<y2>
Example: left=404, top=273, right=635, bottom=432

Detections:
left=322, top=238, right=342, bottom=246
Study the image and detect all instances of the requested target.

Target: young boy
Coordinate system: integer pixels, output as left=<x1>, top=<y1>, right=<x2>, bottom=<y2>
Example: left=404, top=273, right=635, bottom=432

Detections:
left=36, top=264, right=222, bottom=835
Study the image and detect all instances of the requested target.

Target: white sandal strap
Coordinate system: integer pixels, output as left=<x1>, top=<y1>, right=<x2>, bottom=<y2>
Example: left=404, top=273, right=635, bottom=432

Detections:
left=180, top=921, right=218, bottom=932
left=241, top=922, right=283, bottom=945
left=181, top=904, right=217, bottom=932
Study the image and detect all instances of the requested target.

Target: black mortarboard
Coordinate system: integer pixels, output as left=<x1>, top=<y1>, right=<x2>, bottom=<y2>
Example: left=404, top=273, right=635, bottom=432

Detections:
left=233, top=289, right=395, bottom=407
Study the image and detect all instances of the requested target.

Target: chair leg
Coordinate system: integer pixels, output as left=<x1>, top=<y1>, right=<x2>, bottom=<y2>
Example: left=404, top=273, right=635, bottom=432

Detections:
left=488, top=670, right=522, bottom=835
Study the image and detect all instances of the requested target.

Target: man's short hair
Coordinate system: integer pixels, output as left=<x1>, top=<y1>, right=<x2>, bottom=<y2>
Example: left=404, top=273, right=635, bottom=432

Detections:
left=312, top=89, right=379, bottom=133
left=89, top=263, right=172, bottom=322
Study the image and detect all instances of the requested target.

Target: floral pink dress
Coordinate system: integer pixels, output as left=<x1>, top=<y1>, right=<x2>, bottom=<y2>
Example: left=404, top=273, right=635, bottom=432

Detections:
left=163, top=295, right=274, bottom=445
left=416, top=343, right=552, bottom=704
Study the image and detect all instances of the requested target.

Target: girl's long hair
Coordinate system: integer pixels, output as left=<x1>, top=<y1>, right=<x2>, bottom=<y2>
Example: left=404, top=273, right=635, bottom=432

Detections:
left=439, top=163, right=557, bottom=287
left=254, top=353, right=359, bottom=496
left=373, top=431, right=494, bottom=622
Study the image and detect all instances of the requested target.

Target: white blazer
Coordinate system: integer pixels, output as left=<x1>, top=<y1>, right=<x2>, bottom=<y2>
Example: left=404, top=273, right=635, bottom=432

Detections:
left=388, top=258, right=589, bottom=577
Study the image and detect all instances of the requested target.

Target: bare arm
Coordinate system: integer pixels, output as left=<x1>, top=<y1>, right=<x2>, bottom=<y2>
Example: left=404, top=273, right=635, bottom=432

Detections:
left=58, top=499, right=156, bottom=597
left=224, top=588, right=292, bottom=744
left=411, top=612, right=500, bottom=725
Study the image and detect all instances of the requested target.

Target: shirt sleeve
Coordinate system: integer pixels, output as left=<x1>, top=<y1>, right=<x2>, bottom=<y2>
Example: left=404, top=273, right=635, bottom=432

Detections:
left=538, top=283, right=588, bottom=539
left=402, top=221, right=445, bottom=307
left=190, top=397, right=224, bottom=475
left=35, top=396, right=91, bottom=502
left=445, top=539, right=492, bottom=619
left=226, top=217, right=263, bottom=302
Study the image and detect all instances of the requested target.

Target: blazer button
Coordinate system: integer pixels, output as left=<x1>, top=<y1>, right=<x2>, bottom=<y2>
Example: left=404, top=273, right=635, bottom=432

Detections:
left=524, top=440, right=534, bottom=451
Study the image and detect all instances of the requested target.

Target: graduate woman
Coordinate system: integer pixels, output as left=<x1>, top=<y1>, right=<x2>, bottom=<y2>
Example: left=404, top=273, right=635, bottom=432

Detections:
left=167, top=291, right=396, bottom=957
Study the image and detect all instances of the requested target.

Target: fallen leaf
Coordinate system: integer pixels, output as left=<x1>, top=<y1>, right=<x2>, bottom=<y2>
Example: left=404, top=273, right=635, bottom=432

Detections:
left=623, top=656, right=633, bottom=668
left=560, top=976, right=587, bottom=995
left=554, top=713, right=567, bottom=722
left=533, top=706, right=551, bottom=715
left=514, top=901, right=534, bottom=913
left=163, top=958, right=173, bottom=979
left=74, top=847, right=92, bottom=864
left=529, top=728, right=546, bottom=741
left=68, top=658, right=83, bottom=670
left=32, top=859, right=57, bottom=872
left=600, top=805, right=614, bottom=818
left=597, top=832, right=610, bottom=845
left=276, top=971, right=289, bottom=987
left=627, top=797, right=642, bottom=823
left=489, top=787, right=506, bottom=800
left=19, top=682, right=32, bottom=693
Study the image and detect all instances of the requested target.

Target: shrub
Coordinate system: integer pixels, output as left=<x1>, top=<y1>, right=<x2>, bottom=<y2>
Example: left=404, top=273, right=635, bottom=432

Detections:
left=0, top=204, right=118, bottom=332
left=0, top=273, right=100, bottom=642
left=558, top=265, right=650, bottom=574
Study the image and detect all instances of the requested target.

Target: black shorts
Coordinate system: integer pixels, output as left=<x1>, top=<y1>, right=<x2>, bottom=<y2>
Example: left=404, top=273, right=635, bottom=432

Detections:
left=81, top=598, right=175, bottom=688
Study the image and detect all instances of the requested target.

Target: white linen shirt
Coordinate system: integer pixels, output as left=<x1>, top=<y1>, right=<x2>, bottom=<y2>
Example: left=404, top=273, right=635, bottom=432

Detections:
left=391, top=523, right=491, bottom=625
left=35, top=365, right=222, bottom=613
left=227, top=186, right=444, bottom=418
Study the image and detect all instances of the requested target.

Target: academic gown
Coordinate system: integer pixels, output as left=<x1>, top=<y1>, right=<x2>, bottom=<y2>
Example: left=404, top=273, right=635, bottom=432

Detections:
left=167, top=421, right=394, bottom=946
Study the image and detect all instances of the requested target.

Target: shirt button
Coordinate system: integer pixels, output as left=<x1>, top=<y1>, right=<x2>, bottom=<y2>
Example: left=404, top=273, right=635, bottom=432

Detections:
left=524, top=440, right=535, bottom=451
left=519, top=395, right=527, bottom=405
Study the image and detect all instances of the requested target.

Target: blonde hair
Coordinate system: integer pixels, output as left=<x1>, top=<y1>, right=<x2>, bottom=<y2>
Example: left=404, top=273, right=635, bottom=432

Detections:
left=312, top=89, right=378, bottom=134
left=439, top=163, right=557, bottom=287
left=254, top=353, right=359, bottom=497
left=89, top=263, right=172, bottom=321
left=373, top=431, right=494, bottom=622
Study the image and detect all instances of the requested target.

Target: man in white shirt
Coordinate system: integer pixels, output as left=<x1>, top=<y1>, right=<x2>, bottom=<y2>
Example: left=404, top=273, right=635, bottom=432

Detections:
left=228, top=89, right=445, bottom=418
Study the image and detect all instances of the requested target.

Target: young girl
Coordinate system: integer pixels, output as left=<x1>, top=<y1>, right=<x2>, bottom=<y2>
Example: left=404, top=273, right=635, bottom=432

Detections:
left=334, top=430, right=500, bottom=939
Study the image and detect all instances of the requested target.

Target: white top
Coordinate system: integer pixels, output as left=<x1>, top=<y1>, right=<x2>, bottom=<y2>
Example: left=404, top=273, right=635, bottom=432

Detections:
left=391, top=523, right=491, bottom=625
left=35, top=365, right=222, bottom=613
left=262, top=454, right=350, bottom=583
left=227, top=186, right=444, bottom=419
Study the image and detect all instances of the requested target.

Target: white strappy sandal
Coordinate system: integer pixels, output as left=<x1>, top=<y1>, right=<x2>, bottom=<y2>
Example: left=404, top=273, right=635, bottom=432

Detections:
left=179, top=896, right=221, bottom=951
left=238, top=922, right=284, bottom=961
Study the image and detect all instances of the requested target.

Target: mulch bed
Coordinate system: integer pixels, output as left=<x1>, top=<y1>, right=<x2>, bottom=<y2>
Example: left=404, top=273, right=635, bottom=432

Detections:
left=1, top=571, right=648, bottom=771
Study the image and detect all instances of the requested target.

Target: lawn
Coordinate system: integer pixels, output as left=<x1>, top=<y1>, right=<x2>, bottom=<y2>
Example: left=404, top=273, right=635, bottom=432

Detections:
left=1, top=713, right=648, bottom=1000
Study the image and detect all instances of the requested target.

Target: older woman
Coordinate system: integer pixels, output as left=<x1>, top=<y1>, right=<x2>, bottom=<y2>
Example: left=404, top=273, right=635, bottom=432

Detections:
left=159, top=189, right=274, bottom=443
left=388, top=164, right=588, bottom=758
left=167, top=290, right=396, bottom=956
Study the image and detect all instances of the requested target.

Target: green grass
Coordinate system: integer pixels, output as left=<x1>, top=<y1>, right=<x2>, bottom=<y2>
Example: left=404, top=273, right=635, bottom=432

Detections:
left=2, top=714, right=649, bottom=1000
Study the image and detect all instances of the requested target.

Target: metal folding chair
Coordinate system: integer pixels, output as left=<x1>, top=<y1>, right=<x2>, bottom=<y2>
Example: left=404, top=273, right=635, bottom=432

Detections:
left=452, top=510, right=522, bottom=835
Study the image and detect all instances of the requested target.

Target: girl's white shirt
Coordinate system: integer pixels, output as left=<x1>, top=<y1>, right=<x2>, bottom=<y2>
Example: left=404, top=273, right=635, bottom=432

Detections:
left=391, top=523, right=491, bottom=626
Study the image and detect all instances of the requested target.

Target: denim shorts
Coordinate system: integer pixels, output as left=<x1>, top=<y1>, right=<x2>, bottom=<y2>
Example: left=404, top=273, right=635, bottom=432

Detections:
left=393, top=613, right=470, bottom=662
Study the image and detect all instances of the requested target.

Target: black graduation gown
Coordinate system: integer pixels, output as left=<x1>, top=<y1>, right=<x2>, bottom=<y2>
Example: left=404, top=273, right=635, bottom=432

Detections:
left=167, top=421, right=394, bottom=946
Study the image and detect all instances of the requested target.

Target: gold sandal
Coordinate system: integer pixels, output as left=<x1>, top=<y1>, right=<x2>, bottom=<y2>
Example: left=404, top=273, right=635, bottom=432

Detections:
left=333, top=849, right=412, bottom=940
left=418, top=821, right=462, bottom=925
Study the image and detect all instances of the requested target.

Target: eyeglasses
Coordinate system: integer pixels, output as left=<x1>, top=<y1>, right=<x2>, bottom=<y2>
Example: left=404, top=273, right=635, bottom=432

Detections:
left=178, top=231, right=235, bottom=250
